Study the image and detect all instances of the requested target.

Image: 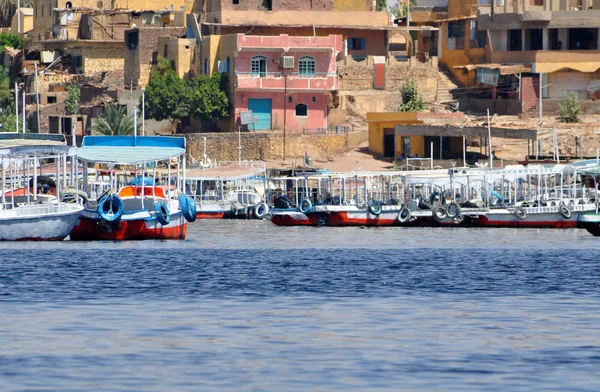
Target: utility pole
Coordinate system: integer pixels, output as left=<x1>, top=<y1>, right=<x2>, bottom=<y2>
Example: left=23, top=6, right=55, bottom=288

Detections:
left=22, top=83, right=25, bottom=133
left=238, top=125, right=242, bottom=165
left=538, top=72, right=543, bottom=125
left=17, top=0, right=20, bottom=34
left=283, top=71, right=287, bottom=161
left=133, top=107, right=138, bottom=145
left=15, top=82, right=19, bottom=133
left=129, top=81, right=133, bottom=116
left=141, top=87, right=145, bottom=136
left=203, top=137, right=207, bottom=167
left=35, top=63, right=41, bottom=132
left=487, top=108, right=492, bottom=168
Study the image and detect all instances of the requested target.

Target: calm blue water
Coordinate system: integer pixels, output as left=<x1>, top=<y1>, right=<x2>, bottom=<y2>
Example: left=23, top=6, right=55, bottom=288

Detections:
left=1, top=222, right=600, bottom=391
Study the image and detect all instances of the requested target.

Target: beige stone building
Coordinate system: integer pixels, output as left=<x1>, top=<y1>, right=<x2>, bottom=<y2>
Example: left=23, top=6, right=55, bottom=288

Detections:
left=32, top=0, right=187, bottom=86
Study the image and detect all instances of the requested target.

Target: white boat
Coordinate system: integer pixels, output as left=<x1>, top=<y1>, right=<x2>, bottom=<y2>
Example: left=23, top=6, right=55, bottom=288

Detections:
left=186, top=162, right=265, bottom=219
left=0, top=133, right=83, bottom=241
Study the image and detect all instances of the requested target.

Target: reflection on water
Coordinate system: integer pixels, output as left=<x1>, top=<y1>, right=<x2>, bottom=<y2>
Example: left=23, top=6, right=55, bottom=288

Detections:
left=1, top=221, right=599, bottom=391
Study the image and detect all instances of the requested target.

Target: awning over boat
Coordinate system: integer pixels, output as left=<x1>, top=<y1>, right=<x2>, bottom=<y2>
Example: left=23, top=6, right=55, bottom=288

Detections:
left=0, top=145, right=75, bottom=157
left=78, top=136, right=186, bottom=164
left=0, top=132, right=66, bottom=148
left=81, top=135, right=185, bottom=148
left=77, top=146, right=185, bottom=165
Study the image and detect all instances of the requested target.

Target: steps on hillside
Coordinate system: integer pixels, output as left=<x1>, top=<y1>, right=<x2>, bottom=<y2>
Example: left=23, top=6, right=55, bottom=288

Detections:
left=436, top=71, right=460, bottom=104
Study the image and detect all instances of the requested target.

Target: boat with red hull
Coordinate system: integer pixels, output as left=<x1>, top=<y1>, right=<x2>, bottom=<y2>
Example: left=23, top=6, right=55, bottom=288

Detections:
left=270, top=163, right=600, bottom=229
left=70, top=136, right=196, bottom=241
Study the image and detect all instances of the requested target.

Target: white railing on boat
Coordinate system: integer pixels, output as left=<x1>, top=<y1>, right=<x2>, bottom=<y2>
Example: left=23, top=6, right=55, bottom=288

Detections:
left=0, top=202, right=82, bottom=218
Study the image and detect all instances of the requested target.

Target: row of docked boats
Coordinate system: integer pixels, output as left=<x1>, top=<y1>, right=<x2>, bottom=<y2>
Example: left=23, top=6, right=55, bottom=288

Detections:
left=0, top=133, right=195, bottom=241
left=265, top=165, right=600, bottom=234
left=3, top=132, right=600, bottom=240
left=184, top=153, right=600, bottom=235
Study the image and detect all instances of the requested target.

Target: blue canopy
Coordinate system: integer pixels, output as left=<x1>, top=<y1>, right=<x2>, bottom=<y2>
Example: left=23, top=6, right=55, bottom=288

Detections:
left=78, top=136, right=186, bottom=164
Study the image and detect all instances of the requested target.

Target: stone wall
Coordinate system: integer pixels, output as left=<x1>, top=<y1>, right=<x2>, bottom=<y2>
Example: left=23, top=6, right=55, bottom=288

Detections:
left=124, top=27, right=186, bottom=88
left=215, top=0, right=335, bottom=11
left=337, top=56, right=439, bottom=102
left=185, top=130, right=368, bottom=161
left=82, top=45, right=125, bottom=86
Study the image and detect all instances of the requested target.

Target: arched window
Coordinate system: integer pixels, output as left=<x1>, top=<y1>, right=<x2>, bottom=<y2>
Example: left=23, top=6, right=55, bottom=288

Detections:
left=295, top=103, right=308, bottom=117
left=251, top=55, right=267, bottom=77
left=298, top=56, right=316, bottom=77
left=203, top=58, right=208, bottom=74
left=226, top=56, right=231, bottom=73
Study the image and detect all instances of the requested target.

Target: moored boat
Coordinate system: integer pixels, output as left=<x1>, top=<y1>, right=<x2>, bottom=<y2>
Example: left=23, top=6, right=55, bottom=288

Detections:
left=70, top=136, right=196, bottom=241
left=186, top=162, right=265, bottom=220
left=0, top=133, right=83, bottom=241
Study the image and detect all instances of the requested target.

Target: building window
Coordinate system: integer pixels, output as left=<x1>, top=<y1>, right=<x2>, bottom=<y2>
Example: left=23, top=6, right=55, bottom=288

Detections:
left=447, top=21, right=465, bottom=50
left=41, top=5, right=44, bottom=17
left=470, top=21, right=487, bottom=49
left=251, top=55, right=267, bottom=77
left=288, top=96, right=292, bottom=103
left=204, top=58, right=209, bottom=74
left=295, top=103, right=308, bottom=117
left=125, top=30, right=139, bottom=50
left=312, top=96, right=316, bottom=103
left=508, top=29, right=522, bottom=51
left=226, top=56, right=230, bottom=73
left=298, top=56, right=316, bottom=77
left=233, top=0, right=239, bottom=3
left=348, top=38, right=365, bottom=50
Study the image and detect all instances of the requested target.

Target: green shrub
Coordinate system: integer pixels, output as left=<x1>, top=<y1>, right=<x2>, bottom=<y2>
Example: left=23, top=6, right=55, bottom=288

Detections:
left=64, top=83, right=80, bottom=115
left=559, top=91, right=581, bottom=123
left=398, top=79, right=425, bottom=112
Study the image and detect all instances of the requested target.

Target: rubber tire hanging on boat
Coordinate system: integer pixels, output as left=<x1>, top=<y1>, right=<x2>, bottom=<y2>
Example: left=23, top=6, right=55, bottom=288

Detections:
left=398, top=206, right=411, bottom=224
left=559, top=205, right=572, bottom=219
left=179, top=194, right=196, bottom=222
left=434, top=206, right=447, bottom=221
left=254, top=202, right=269, bottom=219
left=97, top=194, right=124, bottom=222
left=61, top=188, right=88, bottom=205
left=445, top=201, right=461, bottom=218
left=154, top=201, right=171, bottom=225
left=300, top=199, right=313, bottom=214
left=185, top=197, right=197, bottom=222
left=514, top=207, right=527, bottom=220
left=368, top=199, right=383, bottom=215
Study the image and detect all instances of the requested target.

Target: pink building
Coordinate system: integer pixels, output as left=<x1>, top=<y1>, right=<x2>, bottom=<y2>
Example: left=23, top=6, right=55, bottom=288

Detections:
left=233, top=34, right=343, bottom=132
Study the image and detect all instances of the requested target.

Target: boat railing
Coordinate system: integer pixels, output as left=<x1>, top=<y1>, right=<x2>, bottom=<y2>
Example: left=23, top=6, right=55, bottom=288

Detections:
left=0, top=202, right=81, bottom=217
left=210, top=160, right=266, bottom=173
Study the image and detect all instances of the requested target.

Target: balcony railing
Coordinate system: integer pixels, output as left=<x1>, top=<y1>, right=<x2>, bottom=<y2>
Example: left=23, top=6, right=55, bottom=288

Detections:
left=236, top=72, right=335, bottom=78
left=236, top=71, right=337, bottom=90
left=491, top=49, right=600, bottom=65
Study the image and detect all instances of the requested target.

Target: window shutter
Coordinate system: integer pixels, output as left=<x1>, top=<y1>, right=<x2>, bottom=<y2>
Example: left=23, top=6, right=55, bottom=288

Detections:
left=359, top=39, right=365, bottom=50
left=348, top=38, right=354, bottom=50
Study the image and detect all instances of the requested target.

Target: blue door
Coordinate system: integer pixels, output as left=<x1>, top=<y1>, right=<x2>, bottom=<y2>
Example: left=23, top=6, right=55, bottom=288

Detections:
left=248, top=98, right=272, bottom=130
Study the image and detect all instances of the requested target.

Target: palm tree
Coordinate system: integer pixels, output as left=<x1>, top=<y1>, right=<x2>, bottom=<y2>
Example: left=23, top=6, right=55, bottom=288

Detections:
left=92, top=105, right=135, bottom=135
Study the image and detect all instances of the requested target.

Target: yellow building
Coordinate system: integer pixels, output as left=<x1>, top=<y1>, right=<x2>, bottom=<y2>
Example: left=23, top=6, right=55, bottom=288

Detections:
left=11, top=8, right=33, bottom=35
left=410, top=0, right=485, bottom=86
left=368, top=112, right=425, bottom=158
left=368, top=111, right=466, bottom=158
